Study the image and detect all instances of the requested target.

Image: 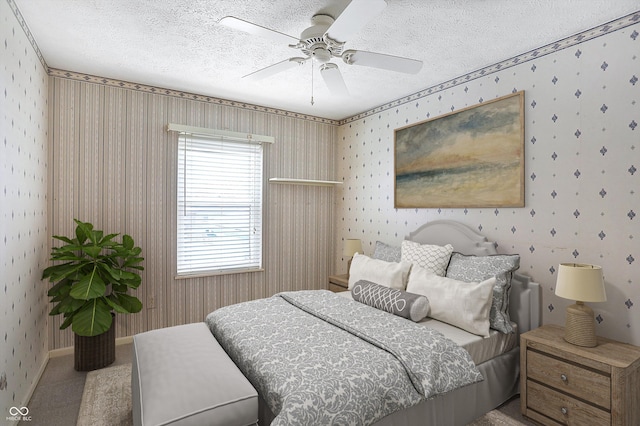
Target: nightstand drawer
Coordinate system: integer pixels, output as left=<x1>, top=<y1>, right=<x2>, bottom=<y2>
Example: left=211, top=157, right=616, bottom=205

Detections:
left=521, top=325, right=640, bottom=425
left=329, top=283, right=347, bottom=293
left=527, top=349, right=610, bottom=409
left=328, top=274, right=349, bottom=293
left=527, top=380, right=610, bottom=425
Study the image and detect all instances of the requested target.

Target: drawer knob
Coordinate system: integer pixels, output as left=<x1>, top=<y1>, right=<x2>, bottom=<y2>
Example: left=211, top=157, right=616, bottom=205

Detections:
left=561, top=407, right=568, bottom=415
left=560, top=374, right=568, bottom=382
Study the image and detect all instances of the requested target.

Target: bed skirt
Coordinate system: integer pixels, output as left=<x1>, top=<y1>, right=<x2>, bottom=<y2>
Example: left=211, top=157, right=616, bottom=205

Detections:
left=258, top=346, right=520, bottom=426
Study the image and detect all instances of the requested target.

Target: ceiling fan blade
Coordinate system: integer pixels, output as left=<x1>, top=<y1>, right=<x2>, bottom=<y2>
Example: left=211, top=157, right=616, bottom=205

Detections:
left=243, top=57, right=307, bottom=81
left=325, top=0, right=387, bottom=43
left=320, top=63, right=349, bottom=96
left=219, top=16, right=299, bottom=45
left=342, top=49, right=423, bottom=74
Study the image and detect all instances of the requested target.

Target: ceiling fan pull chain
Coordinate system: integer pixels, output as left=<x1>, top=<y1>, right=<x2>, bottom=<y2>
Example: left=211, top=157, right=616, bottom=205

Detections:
left=310, top=61, right=315, bottom=106
left=220, top=0, right=422, bottom=107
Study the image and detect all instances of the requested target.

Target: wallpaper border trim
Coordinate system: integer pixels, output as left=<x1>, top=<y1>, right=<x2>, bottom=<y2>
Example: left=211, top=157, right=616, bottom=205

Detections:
left=6, top=0, right=48, bottom=72
left=47, top=68, right=340, bottom=125
left=338, top=10, right=640, bottom=125
left=10, top=0, right=337, bottom=125
left=8, top=0, right=639, bottom=126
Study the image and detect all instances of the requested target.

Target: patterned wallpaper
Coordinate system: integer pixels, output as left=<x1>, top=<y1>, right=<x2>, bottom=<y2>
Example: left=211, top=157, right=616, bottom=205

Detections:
left=336, top=16, right=640, bottom=345
left=2, top=0, right=640, bottom=414
left=46, top=76, right=337, bottom=350
left=1, top=0, right=49, bottom=416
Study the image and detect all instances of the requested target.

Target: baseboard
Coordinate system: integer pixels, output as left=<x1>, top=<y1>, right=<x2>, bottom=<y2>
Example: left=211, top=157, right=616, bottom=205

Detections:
left=117, top=335, right=134, bottom=345
left=22, top=350, right=50, bottom=408
left=23, top=335, right=134, bottom=408
left=49, top=335, right=134, bottom=358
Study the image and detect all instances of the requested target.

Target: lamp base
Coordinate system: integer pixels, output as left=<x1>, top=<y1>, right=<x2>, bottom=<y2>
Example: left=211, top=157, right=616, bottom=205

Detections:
left=564, top=302, right=597, bottom=347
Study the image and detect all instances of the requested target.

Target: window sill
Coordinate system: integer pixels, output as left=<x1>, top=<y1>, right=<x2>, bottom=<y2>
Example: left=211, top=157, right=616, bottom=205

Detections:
left=175, top=268, right=265, bottom=280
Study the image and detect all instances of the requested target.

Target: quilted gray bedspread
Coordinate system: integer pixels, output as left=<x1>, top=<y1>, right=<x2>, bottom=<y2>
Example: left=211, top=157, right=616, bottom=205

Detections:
left=205, top=290, right=482, bottom=426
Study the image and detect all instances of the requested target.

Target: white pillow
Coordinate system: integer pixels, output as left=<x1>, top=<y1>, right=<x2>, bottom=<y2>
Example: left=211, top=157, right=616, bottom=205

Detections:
left=348, top=253, right=412, bottom=290
left=401, top=240, right=453, bottom=276
left=406, top=265, right=495, bottom=337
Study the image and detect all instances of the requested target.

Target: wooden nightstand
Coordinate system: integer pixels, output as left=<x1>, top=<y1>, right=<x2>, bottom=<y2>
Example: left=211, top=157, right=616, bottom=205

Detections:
left=328, top=274, right=348, bottom=293
left=520, top=324, right=640, bottom=425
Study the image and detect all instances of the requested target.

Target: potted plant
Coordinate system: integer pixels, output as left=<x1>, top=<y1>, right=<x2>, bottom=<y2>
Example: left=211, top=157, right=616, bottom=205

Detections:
left=42, top=219, right=144, bottom=371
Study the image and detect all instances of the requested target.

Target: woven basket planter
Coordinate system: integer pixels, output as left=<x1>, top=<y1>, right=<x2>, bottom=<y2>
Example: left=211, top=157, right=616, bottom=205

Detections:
left=74, top=314, right=116, bottom=371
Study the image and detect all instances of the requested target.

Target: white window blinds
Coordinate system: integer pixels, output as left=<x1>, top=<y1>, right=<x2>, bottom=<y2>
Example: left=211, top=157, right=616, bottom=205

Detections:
left=176, top=131, right=265, bottom=276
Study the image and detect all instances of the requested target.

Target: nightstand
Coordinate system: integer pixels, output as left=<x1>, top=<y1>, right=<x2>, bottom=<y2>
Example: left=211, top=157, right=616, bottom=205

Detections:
left=520, top=324, right=640, bottom=425
left=328, top=274, right=348, bottom=293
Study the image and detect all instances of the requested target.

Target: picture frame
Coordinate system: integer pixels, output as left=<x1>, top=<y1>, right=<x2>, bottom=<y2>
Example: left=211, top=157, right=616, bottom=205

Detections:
left=394, top=91, right=524, bottom=208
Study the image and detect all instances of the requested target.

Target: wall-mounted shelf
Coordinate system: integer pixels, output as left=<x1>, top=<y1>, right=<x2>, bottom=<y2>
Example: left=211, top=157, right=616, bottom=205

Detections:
left=269, top=178, right=342, bottom=187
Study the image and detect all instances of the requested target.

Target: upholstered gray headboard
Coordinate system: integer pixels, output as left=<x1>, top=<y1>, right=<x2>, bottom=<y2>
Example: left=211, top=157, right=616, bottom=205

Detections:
left=406, top=220, right=541, bottom=334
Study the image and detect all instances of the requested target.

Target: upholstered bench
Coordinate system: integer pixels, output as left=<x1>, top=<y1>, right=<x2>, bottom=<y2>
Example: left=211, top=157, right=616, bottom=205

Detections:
left=132, top=322, right=258, bottom=426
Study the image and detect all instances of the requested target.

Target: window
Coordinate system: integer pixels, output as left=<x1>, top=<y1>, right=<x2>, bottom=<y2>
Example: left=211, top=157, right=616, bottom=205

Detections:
left=171, top=124, right=272, bottom=276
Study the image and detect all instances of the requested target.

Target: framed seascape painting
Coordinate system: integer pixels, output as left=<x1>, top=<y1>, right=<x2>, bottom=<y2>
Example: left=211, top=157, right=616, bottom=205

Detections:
left=394, top=91, right=524, bottom=208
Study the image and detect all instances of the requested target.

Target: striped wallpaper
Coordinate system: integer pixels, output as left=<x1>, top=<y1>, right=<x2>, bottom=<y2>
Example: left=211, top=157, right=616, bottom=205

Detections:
left=47, top=76, right=338, bottom=350
left=5, top=0, right=639, bottom=413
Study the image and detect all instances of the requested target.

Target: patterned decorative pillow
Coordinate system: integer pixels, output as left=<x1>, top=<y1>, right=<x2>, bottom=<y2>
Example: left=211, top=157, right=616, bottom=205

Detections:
left=351, top=280, right=430, bottom=322
left=445, top=252, right=520, bottom=334
left=406, top=265, right=495, bottom=337
left=348, top=253, right=412, bottom=290
left=401, top=240, right=453, bottom=276
left=372, top=241, right=401, bottom=263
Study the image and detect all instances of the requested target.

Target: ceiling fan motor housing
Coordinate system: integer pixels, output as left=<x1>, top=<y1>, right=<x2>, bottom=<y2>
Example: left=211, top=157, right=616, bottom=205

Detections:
left=300, top=14, right=344, bottom=62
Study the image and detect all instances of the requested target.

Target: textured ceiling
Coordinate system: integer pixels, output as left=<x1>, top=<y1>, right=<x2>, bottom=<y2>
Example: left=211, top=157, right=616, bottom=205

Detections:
left=14, top=0, right=640, bottom=120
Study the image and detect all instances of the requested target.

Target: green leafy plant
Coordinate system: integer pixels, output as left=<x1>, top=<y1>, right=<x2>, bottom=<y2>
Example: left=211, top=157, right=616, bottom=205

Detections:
left=42, top=219, right=144, bottom=337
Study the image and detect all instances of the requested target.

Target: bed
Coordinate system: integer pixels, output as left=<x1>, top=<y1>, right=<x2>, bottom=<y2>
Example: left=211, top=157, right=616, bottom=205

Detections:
left=205, top=220, right=541, bottom=425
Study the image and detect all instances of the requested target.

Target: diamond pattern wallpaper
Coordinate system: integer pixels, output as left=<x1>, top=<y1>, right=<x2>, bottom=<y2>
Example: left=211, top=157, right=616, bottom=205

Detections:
left=2, top=0, right=640, bottom=416
left=336, top=18, right=640, bottom=345
left=0, top=0, right=49, bottom=414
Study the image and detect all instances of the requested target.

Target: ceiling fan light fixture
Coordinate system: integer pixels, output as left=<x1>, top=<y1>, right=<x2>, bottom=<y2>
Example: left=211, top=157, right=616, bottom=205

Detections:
left=311, top=47, right=332, bottom=64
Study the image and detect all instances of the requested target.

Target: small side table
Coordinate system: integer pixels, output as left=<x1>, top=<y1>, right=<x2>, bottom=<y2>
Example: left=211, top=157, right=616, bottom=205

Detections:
left=328, top=274, right=348, bottom=293
left=520, top=324, right=640, bottom=425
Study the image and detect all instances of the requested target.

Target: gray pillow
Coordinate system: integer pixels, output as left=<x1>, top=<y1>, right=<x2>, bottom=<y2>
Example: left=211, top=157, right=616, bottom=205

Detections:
left=445, top=253, right=520, bottom=333
left=372, top=241, right=401, bottom=263
left=351, top=280, right=429, bottom=322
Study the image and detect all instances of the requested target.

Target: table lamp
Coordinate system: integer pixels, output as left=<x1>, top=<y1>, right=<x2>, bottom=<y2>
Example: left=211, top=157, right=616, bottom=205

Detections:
left=343, top=239, right=362, bottom=277
left=555, top=263, right=606, bottom=347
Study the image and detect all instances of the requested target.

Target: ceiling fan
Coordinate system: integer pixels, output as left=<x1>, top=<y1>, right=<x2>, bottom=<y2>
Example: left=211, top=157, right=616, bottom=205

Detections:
left=219, top=0, right=423, bottom=100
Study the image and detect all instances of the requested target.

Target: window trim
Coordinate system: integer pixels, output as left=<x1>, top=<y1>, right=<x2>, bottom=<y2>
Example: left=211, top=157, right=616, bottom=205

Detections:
left=168, top=123, right=272, bottom=278
left=167, top=123, right=275, bottom=145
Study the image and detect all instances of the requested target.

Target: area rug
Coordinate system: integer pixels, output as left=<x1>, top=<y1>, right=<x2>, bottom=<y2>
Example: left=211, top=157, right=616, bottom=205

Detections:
left=77, top=363, right=133, bottom=426
left=76, top=362, right=526, bottom=426
left=467, top=409, right=529, bottom=425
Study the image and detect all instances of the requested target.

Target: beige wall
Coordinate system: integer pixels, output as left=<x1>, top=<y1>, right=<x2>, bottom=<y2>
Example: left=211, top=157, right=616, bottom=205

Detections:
left=47, top=73, right=338, bottom=350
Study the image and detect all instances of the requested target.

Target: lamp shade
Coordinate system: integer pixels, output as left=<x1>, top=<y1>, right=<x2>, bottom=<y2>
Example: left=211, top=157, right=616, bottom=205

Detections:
left=343, top=239, right=363, bottom=257
left=555, top=263, right=606, bottom=303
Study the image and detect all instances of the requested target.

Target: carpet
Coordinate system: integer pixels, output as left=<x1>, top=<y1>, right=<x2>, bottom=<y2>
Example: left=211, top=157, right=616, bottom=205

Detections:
left=77, top=363, right=133, bottom=426
left=76, top=363, right=526, bottom=425
left=467, top=409, right=529, bottom=425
